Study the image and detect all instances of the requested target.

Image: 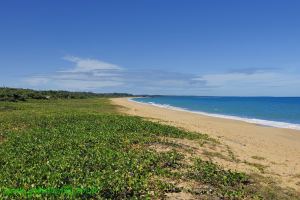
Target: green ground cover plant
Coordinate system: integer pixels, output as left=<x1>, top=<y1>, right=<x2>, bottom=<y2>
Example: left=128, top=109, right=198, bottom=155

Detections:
left=0, top=99, right=199, bottom=199
left=0, top=98, right=299, bottom=199
left=188, top=158, right=249, bottom=198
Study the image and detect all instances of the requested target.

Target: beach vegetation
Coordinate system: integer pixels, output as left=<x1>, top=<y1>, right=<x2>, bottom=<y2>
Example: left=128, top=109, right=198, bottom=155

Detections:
left=0, top=87, right=134, bottom=102
left=0, top=98, right=200, bottom=199
left=0, top=97, right=299, bottom=199
left=187, top=158, right=250, bottom=198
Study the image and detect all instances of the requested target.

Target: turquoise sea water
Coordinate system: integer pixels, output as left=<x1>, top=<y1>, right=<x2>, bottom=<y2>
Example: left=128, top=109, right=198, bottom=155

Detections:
left=132, top=96, right=300, bottom=130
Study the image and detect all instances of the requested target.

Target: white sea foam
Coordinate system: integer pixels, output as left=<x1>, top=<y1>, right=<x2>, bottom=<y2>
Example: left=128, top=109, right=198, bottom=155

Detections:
left=129, top=98, right=300, bottom=131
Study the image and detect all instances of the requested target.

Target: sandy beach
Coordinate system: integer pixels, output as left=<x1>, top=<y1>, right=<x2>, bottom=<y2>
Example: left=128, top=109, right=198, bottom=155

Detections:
left=112, top=97, right=300, bottom=191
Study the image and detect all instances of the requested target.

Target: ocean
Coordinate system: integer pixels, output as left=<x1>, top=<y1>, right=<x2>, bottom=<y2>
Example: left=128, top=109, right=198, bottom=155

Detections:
left=131, top=96, right=300, bottom=130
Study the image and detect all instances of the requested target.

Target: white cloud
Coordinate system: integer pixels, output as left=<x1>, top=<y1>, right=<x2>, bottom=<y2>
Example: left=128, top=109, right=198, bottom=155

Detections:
left=25, top=56, right=124, bottom=90
left=193, top=70, right=300, bottom=96
left=24, top=57, right=208, bottom=92
left=194, top=72, right=296, bottom=87
left=62, top=56, right=122, bottom=72
left=23, top=56, right=300, bottom=95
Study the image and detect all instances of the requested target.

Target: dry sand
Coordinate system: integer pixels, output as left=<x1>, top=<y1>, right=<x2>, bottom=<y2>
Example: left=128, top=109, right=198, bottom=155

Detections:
left=111, top=97, right=300, bottom=191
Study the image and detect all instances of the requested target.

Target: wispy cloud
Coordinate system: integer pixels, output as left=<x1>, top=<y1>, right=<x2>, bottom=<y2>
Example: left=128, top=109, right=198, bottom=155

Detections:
left=194, top=72, right=280, bottom=87
left=228, top=67, right=278, bottom=75
left=25, top=56, right=208, bottom=92
left=193, top=69, right=300, bottom=96
left=25, top=56, right=124, bottom=90
left=62, top=56, right=122, bottom=72
left=24, top=56, right=300, bottom=95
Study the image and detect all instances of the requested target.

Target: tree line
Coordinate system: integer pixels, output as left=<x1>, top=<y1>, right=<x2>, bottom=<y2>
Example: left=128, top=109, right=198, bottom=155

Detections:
left=0, top=87, right=134, bottom=102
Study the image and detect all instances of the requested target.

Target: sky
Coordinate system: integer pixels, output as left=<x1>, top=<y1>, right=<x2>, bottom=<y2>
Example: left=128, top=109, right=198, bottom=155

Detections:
left=0, top=0, right=300, bottom=96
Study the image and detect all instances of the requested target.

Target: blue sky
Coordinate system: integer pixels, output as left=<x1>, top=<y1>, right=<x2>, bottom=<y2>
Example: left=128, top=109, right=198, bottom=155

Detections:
left=1, top=0, right=300, bottom=96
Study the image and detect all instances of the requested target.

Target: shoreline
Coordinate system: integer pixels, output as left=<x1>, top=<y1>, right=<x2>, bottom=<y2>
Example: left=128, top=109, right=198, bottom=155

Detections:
left=129, top=97, right=300, bottom=131
left=112, top=97, right=300, bottom=191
